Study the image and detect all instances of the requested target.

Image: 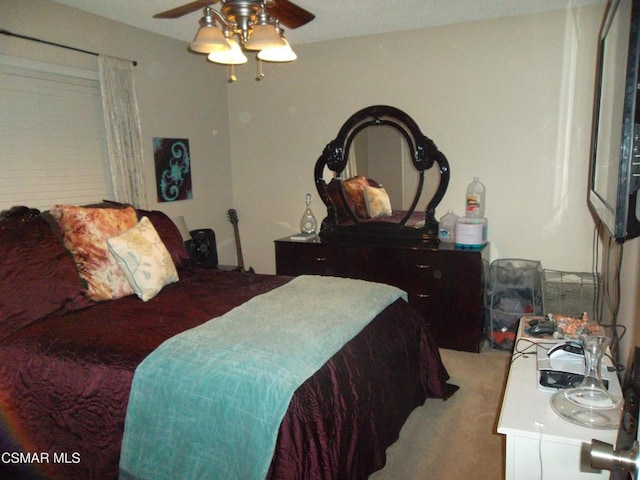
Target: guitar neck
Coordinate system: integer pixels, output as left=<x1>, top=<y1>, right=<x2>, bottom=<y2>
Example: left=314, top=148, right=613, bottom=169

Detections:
left=232, top=224, right=245, bottom=270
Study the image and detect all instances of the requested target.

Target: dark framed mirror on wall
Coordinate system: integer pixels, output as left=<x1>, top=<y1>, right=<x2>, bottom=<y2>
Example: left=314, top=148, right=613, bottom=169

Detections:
left=314, top=105, right=450, bottom=245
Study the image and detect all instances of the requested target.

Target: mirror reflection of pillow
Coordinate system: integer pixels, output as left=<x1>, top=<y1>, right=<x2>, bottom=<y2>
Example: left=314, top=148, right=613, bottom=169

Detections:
left=342, top=176, right=370, bottom=218
left=364, top=185, right=393, bottom=218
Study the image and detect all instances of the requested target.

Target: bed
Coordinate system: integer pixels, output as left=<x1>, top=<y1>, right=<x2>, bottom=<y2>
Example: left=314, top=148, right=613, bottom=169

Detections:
left=0, top=204, right=455, bottom=480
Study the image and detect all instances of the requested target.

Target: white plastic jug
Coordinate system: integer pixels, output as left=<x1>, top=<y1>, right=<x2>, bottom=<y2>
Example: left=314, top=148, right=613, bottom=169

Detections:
left=438, top=210, right=459, bottom=243
left=465, top=177, right=486, bottom=217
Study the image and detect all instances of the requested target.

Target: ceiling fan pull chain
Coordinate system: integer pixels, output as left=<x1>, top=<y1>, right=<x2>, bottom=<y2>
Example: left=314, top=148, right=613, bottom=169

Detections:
left=256, top=59, right=265, bottom=81
left=227, top=64, right=237, bottom=83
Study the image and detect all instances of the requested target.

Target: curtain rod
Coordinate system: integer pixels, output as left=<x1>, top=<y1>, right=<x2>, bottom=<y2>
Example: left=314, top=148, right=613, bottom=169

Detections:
left=0, top=29, right=137, bottom=66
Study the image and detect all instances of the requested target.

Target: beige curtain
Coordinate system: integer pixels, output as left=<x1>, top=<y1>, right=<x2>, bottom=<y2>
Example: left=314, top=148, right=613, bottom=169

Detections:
left=99, top=55, right=147, bottom=209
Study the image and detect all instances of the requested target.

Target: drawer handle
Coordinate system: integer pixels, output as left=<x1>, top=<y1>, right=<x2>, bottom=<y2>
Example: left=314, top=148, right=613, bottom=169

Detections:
left=415, top=264, right=431, bottom=269
left=314, top=256, right=327, bottom=262
left=416, top=293, right=431, bottom=298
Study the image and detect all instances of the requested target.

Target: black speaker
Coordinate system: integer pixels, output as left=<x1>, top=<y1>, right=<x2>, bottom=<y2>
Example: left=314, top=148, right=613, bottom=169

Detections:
left=188, top=229, right=218, bottom=268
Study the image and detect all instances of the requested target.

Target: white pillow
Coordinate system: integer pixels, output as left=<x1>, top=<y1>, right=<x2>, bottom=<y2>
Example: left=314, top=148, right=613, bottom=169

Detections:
left=107, top=216, right=179, bottom=301
left=364, top=185, right=393, bottom=218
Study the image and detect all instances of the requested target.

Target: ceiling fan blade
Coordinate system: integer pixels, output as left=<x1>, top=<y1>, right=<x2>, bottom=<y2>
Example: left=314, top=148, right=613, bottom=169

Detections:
left=153, top=0, right=219, bottom=19
left=266, top=0, right=315, bottom=29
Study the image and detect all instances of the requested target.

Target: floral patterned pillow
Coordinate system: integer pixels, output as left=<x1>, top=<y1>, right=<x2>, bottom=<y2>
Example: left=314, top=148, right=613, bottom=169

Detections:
left=50, top=205, right=138, bottom=301
left=107, top=216, right=179, bottom=301
left=342, top=176, right=371, bottom=218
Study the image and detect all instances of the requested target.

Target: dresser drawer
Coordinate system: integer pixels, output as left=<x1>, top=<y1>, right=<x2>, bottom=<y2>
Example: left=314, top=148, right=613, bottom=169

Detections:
left=380, top=249, right=447, bottom=295
left=275, top=241, right=344, bottom=276
left=274, top=237, right=489, bottom=352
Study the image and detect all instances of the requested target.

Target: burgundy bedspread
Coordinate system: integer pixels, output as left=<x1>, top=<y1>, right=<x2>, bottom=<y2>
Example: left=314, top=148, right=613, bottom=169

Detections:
left=0, top=269, right=451, bottom=480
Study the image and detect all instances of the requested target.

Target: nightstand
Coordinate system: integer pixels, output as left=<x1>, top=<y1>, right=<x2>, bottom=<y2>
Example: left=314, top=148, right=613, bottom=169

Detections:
left=497, top=318, right=622, bottom=479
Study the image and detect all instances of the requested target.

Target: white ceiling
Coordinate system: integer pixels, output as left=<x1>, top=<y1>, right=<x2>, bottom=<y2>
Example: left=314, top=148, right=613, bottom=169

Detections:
left=51, top=0, right=605, bottom=46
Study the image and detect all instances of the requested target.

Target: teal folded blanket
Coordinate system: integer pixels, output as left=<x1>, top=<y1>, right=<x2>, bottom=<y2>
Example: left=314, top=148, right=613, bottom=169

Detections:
left=119, top=275, right=406, bottom=480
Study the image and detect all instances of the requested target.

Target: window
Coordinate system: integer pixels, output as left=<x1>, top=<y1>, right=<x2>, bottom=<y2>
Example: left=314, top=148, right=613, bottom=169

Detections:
left=0, top=55, right=111, bottom=212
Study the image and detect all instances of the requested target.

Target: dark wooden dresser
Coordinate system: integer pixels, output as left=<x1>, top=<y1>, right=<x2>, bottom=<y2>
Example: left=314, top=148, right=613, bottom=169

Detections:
left=275, top=236, right=489, bottom=352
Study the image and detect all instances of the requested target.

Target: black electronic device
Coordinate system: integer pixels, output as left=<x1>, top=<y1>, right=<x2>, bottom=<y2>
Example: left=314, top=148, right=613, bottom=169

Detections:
left=188, top=229, right=218, bottom=268
left=529, top=319, right=557, bottom=336
left=537, top=343, right=610, bottom=392
left=589, top=0, right=640, bottom=242
left=539, top=371, right=610, bottom=390
left=548, top=341, right=585, bottom=359
left=539, top=371, right=586, bottom=390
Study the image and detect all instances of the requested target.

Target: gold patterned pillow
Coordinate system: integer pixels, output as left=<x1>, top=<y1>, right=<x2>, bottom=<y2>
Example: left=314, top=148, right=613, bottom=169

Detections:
left=107, top=216, right=179, bottom=301
left=364, top=185, right=393, bottom=218
left=50, top=205, right=138, bottom=301
left=342, top=176, right=371, bottom=218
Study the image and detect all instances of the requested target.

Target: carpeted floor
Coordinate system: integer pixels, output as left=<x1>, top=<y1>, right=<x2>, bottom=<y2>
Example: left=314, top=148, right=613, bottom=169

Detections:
left=370, top=347, right=511, bottom=480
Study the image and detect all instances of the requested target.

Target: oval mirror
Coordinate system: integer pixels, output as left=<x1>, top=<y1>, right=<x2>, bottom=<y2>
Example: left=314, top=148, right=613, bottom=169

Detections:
left=347, top=125, right=442, bottom=211
left=314, top=105, right=450, bottom=245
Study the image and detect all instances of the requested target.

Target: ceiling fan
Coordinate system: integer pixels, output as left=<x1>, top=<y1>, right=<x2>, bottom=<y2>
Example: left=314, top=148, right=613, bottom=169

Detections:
left=154, top=0, right=314, bottom=80
left=154, top=0, right=315, bottom=30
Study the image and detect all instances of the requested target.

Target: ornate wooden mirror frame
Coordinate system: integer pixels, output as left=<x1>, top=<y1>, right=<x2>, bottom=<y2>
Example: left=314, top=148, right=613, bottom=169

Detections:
left=314, top=105, right=450, bottom=245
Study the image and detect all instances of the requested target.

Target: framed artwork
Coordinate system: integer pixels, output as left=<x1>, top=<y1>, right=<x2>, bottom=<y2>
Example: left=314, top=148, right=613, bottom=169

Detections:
left=153, top=137, right=193, bottom=202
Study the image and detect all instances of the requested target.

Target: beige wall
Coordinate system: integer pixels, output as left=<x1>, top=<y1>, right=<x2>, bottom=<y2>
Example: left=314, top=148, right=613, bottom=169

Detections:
left=227, top=5, right=605, bottom=274
left=2, top=1, right=639, bottom=364
left=224, top=4, right=639, bottom=364
left=1, top=0, right=237, bottom=264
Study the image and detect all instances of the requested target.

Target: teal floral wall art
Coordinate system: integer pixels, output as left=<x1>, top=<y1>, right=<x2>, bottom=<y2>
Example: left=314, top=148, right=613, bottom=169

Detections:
left=153, top=138, right=193, bottom=202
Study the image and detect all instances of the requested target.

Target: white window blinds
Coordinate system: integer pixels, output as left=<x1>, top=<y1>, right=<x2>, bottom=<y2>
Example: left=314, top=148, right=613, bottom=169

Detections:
left=0, top=55, right=111, bottom=212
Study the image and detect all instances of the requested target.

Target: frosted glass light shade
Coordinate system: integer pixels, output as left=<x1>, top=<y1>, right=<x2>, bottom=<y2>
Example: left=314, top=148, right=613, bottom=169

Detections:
left=207, top=39, right=248, bottom=65
left=258, top=39, right=297, bottom=62
left=190, top=25, right=230, bottom=54
left=244, top=24, right=286, bottom=50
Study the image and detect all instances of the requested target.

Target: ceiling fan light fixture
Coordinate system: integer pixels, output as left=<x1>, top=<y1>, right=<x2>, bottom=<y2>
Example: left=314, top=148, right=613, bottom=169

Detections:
left=244, top=24, right=286, bottom=51
left=257, top=38, right=297, bottom=62
left=207, top=38, right=248, bottom=65
left=157, top=0, right=313, bottom=78
left=190, top=25, right=231, bottom=54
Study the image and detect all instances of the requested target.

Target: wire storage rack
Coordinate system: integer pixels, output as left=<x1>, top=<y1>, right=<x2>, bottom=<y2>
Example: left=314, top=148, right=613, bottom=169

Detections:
left=487, top=259, right=544, bottom=350
left=541, top=270, right=600, bottom=320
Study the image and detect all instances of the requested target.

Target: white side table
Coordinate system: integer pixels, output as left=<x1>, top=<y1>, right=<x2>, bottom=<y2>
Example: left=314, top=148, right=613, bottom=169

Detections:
left=497, top=317, right=622, bottom=480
